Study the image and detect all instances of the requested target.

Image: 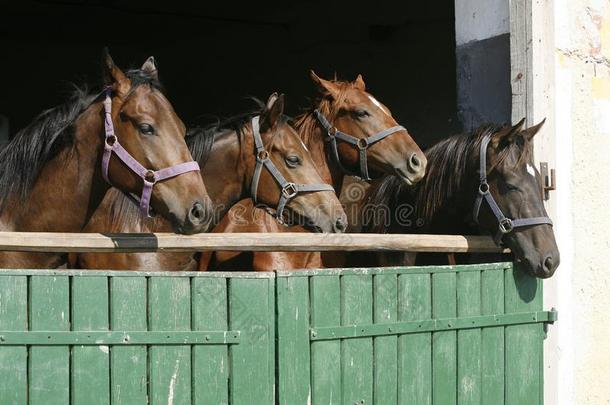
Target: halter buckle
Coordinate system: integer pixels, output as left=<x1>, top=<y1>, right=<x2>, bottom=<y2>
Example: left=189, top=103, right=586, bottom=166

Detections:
left=105, top=135, right=117, bottom=148
left=478, top=182, right=490, bottom=195
left=357, top=138, right=369, bottom=150
left=327, top=127, right=337, bottom=138
left=145, top=170, right=156, bottom=183
left=257, top=150, right=269, bottom=161
left=499, top=218, right=514, bottom=234
left=282, top=183, right=298, bottom=199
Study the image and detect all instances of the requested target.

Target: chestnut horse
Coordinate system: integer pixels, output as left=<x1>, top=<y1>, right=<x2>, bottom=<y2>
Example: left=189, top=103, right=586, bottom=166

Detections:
left=202, top=72, right=427, bottom=271
left=0, top=50, right=211, bottom=269
left=74, top=93, right=347, bottom=271
left=352, top=119, right=560, bottom=278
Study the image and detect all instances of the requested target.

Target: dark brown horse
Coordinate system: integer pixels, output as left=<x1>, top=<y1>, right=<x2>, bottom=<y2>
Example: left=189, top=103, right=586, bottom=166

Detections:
left=353, top=120, right=560, bottom=278
left=75, top=93, right=347, bottom=271
left=0, top=50, right=211, bottom=269
left=202, top=72, right=427, bottom=271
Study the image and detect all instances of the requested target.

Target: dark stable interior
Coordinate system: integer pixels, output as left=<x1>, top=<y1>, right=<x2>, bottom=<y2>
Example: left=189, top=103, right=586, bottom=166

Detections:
left=1, top=1, right=458, bottom=148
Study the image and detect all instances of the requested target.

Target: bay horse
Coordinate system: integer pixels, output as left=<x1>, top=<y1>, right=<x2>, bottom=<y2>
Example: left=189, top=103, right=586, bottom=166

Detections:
left=353, top=119, right=560, bottom=278
left=74, top=93, right=347, bottom=271
left=0, top=50, right=211, bottom=269
left=201, top=71, right=427, bottom=271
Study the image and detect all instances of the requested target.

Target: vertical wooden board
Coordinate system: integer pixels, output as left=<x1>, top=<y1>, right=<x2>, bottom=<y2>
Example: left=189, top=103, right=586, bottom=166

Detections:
left=373, top=273, right=398, bottom=405
left=432, top=271, right=457, bottom=405
left=192, top=277, right=229, bottom=405
left=71, top=276, right=110, bottom=405
left=310, top=275, right=341, bottom=405
left=481, top=269, right=505, bottom=405
left=229, top=278, right=274, bottom=405
left=340, top=274, right=373, bottom=405
left=457, top=271, right=481, bottom=405
left=29, top=275, right=70, bottom=405
left=149, top=277, right=192, bottom=405
left=110, top=277, right=148, bottom=405
left=0, top=275, right=28, bottom=405
left=277, top=276, right=311, bottom=405
left=505, top=266, right=543, bottom=405
left=397, top=273, right=431, bottom=405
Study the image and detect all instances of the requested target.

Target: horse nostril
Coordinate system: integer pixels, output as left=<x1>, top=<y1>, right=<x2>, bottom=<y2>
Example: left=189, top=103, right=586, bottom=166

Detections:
left=410, top=153, right=421, bottom=168
left=543, top=256, right=554, bottom=272
left=189, top=202, right=205, bottom=224
left=334, top=217, right=347, bottom=233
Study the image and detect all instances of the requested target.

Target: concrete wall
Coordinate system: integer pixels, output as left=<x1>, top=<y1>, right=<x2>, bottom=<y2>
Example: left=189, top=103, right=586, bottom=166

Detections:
left=455, top=0, right=511, bottom=130
left=550, top=1, right=610, bottom=403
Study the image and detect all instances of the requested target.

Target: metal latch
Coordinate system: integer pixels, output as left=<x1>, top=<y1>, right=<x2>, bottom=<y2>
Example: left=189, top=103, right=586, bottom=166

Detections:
left=540, top=162, right=556, bottom=200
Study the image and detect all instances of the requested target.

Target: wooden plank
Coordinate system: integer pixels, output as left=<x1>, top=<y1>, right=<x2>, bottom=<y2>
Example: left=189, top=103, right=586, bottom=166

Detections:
left=149, top=277, right=192, bottom=405
left=341, top=274, right=373, bottom=405
left=457, top=271, right=482, bottom=405
left=481, top=268, right=505, bottom=405
left=0, top=275, right=28, bottom=404
left=432, top=271, right=457, bottom=405
left=191, top=277, right=229, bottom=405
left=71, top=276, right=109, bottom=405
left=0, top=232, right=507, bottom=253
left=29, top=275, right=70, bottom=405
left=373, top=273, right=398, bottom=405
left=110, top=276, right=148, bottom=405
left=397, top=273, right=432, bottom=405
left=505, top=265, right=543, bottom=405
left=277, top=276, right=311, bottom=405
left=310, top=275, right=342, bottom=404
left=229, top=278, right=274, bottom=405
left=510, top=0, right=534, bottom=124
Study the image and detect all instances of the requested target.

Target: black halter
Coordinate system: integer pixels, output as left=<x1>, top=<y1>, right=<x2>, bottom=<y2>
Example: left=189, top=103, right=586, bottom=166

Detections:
left=250, top=116, right=335, bottom=224
left=473, top=134, right=553, bottom=245
left=314, top=110, right=406, bottom=181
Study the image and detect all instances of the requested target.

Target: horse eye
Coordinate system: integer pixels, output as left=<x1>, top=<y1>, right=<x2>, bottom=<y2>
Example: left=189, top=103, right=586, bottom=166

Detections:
left=506, top=183, right=519, bottom=191
left=285, top=155, right=301, bottom=168
left=353, top=109, right=369, bottom=118
left=138, top=123, right=155, bottom=136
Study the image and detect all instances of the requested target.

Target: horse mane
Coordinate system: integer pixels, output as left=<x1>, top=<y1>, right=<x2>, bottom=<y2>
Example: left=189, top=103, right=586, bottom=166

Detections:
left=0, top=69, right=163, bottom=211
left=362, top=123, right=532, bottom=233
left=293, top=78, right=356, bottom=147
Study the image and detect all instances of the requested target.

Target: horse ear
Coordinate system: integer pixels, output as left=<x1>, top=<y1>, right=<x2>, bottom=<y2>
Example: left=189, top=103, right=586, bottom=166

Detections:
left=265, top=92, right=279, bottom=109
left=354, top=74, right=366, bottom=90
left=521, top=118, right=546, bottom=141
left=260, top=93, right=285, bottom=131
left=102, top=47, right=130, bottom=95
left=310, top=70, right=341, bottom=99
left=141, top=56, right=159, bottom=81
left=492, top=118, right=526, bottom=148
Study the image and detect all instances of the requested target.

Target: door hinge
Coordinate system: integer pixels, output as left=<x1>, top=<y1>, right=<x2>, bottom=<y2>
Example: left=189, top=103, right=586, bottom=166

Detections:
left=540, top=162, right=556, bottom=200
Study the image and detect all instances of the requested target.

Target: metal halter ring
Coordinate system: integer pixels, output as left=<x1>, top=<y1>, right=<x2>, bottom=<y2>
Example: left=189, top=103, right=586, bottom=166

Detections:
left=357, top=138, right=369, bottom=150
left=257, top=150, right=269, bottom=161
left=144, top=170, right=156, bottom=183
left=105, top=135, right=117, bottom=147
left=282, top=183, right=298, bottom=199
left=327, top=126, right=337, bottom=137
left=499, top=218, right=514, bottom=234
left=478, top=182, right=490, bottom=195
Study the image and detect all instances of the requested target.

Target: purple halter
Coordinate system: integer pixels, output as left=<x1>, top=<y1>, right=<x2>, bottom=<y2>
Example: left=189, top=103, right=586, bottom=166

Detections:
left=102, top=88, right=200, bottom=217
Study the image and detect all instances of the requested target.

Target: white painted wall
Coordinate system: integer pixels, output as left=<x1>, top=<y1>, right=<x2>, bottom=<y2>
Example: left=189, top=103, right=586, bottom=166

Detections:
left=455, top=0, right=509, bottom=45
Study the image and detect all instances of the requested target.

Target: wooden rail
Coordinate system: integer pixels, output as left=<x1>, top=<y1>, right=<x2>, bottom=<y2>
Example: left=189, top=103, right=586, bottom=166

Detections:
left=0, top=232, right=508, bottom=253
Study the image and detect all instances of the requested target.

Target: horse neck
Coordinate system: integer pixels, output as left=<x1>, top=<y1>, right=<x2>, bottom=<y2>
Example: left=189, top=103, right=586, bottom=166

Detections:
left=200, top=129, right=248, bottom=226
left=296, top=112, right=345, bottom=192
left=1, top=101, right=107, bottom=233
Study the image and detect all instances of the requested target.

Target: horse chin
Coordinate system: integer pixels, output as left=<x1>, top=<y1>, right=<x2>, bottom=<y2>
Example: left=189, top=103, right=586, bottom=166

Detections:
left=393, top=167, right=416, bottom=187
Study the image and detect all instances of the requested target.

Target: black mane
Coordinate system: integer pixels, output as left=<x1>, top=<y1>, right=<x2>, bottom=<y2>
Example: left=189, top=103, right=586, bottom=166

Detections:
left=0, top=69, right=161, bottom=211
left=362, top=123, right=530, bottom=233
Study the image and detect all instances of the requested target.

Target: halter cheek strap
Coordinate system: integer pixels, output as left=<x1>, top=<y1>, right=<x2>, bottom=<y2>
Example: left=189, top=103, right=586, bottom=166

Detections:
left=102, top=88, right=200, bottom=217
left=314, top=109, right=406, bottom=181
left=473, top=134, right=553, bottom=245
left=250, top=116, right=334, bottom=223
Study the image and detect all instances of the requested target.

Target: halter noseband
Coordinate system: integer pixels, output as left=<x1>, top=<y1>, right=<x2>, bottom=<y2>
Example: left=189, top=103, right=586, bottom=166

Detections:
left=102, top=88, right=200, bottom=217
left=314, top=109, right=406, bottom=181
left=473, top=134, right=553, bottom=245
left=250, top=116, right=334, bottom=224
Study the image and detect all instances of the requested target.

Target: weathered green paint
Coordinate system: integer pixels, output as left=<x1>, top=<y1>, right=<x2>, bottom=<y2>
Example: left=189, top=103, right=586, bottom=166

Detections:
left=0, top=263, right=551, bottom=405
